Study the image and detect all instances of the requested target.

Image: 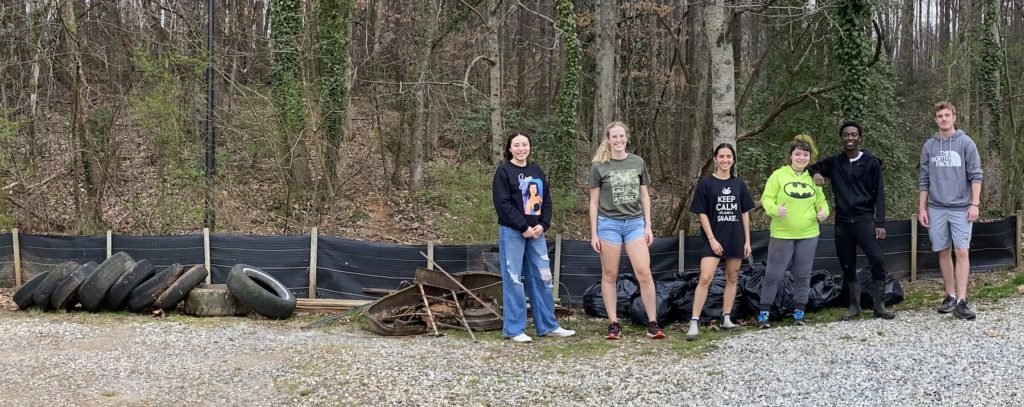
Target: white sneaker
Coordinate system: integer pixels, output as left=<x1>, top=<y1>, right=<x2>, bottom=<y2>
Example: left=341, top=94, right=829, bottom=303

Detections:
left=510, top=333, right=532, bottom=342
left=544, top=327, right=576, bottom=337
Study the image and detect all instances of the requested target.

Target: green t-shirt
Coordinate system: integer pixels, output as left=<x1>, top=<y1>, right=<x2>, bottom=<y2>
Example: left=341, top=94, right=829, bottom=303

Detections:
left=588, top=154, right=651, bottom=219
left=761, top=165, right=829, bottom=239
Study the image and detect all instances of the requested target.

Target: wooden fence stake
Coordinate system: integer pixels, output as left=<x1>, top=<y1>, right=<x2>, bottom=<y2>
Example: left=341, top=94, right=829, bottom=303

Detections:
left=427, top=241, right=434, bottom=270
left=12, top=228, right=21, bottom=286
left=678, top=230, right=685, bottom=276
left=308, top=227, right=318, bottom=299
left=1016, top=210, right=1022, bottom=269
left=106, top=230, right=112, bottom=258
left=552, top=234, right=562, bottom=301
left=910, top=214, right=918, bottom=282
left=203, top=228, right=212, bottom=284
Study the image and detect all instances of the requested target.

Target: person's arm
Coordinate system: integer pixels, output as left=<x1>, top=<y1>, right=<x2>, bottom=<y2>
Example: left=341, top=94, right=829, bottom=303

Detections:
left=640, top=185, right=653, bottom=246
left=761, top=173, right=781, bottom=218
left=872, top=159, right=887, bottom=238
left=918, top=144, right=931, bottom=227
left=964, top=138, right=984, bottom=222
left=539, top=171, right=553, bottom=232
left=491, top=167, right=529, bottom=233
left=698, top=213, right=722, bottom=256
left=814, top=183, right=829, bottom=221
left=742, top=212, right=752, bottom=258
left=589, top=187, right=601, bottom=253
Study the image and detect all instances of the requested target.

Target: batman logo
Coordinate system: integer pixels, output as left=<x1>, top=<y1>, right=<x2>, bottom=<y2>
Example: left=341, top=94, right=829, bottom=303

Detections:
left=783, top=181, right=814, bottom=199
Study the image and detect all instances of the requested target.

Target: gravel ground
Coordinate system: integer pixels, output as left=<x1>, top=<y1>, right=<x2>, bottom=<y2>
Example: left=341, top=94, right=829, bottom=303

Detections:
left=1, top=295, right=1022, bottom=406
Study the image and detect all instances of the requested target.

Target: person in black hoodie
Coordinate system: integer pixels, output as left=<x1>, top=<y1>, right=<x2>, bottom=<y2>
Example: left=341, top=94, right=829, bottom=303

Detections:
left=492, top=131, right=575, bottom=342
left=810, top=121, right=896, bottom=320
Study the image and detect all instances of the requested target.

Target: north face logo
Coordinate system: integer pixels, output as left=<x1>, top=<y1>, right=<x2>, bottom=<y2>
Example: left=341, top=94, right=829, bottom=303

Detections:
left=931, top=150, right=962, bottom=167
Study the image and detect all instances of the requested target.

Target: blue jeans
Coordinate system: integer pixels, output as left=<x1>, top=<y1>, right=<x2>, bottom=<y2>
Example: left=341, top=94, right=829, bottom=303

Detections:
left=498, top=225, right=559, bottom=337
left=596, top=216, right=646, bottom=245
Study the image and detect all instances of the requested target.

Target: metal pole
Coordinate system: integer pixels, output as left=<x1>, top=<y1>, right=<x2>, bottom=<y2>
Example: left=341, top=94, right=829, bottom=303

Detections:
left=204, top=0, right=216, bottom=230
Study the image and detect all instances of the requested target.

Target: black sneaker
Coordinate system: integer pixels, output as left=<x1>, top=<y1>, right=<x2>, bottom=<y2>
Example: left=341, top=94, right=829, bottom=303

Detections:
left=936, top=295, right=956, bottom=314
left=605, top=321, right=622, bottom=340
left=646, top=321, right=665, bottom=339
left=952, top=300, right=977, bottom=320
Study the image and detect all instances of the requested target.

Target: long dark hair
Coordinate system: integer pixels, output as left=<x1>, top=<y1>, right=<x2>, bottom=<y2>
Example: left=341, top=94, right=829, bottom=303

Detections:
left=503, top=131, right=530, bottom=161
left=711, top=143, right=737, bottom=177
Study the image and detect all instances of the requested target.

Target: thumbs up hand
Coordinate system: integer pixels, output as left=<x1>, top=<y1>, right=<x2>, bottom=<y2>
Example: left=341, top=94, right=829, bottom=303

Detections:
left=776, top=202, right=788, bottom=218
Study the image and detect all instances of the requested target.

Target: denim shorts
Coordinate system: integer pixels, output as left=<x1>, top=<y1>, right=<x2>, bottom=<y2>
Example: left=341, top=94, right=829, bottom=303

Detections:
left=597, top=216, right=646, bottom=245
left=927, top=206, right=972, bottom=251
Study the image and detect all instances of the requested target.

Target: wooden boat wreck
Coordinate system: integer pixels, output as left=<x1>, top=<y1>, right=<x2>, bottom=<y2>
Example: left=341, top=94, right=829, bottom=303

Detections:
left=365, top=270, right=503, bottom=336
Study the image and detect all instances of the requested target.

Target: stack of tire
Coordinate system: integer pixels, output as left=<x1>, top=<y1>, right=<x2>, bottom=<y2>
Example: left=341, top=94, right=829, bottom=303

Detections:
left=13, top=254, right=296, bottom=319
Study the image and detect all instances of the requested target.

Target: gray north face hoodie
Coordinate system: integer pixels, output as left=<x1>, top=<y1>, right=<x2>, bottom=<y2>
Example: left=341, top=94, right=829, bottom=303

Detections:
left=918, top=129, right=983, bottom=208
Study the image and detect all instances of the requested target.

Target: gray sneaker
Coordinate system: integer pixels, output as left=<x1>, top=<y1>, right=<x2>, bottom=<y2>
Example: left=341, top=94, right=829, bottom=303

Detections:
left=936, top=295, right=956, bottom=314
left=952, top=300, right=976, bottom=320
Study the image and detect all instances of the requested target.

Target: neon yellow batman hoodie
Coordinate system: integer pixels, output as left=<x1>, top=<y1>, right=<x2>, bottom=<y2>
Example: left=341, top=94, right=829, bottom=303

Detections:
left=761, top=165, right=829, bottom=239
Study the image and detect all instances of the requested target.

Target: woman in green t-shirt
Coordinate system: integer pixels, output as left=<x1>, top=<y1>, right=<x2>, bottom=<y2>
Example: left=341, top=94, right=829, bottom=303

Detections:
left=757, top=134, right=829, bottom=328
left=587, top=122, right=664, bottom=340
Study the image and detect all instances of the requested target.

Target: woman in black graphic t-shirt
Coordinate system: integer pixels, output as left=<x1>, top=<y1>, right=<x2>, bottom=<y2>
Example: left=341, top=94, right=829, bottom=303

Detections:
left=686, top=143, right=754, bottom=340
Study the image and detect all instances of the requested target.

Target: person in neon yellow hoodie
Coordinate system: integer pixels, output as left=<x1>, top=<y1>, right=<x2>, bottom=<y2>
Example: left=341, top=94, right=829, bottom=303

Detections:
left=757, top=134, right=829, bottom=328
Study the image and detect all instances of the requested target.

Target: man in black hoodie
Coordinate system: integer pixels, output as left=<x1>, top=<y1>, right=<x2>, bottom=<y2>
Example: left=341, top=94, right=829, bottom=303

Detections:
left=811, top=121, right=895, bottom=320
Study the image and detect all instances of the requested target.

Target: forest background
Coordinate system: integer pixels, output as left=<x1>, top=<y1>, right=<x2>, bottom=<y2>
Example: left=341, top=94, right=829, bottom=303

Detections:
left=0, top=0, right=1020, bottom=245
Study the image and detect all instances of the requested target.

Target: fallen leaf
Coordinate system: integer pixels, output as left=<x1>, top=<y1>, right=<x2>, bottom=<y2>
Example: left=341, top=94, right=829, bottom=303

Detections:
left=984, top=329, right=1000, bottom=338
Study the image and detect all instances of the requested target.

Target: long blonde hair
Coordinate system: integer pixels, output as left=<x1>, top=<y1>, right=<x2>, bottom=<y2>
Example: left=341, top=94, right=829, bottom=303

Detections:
left=785, top=133, right=819, bottom=164
left=592, top=121, right=630, bottom=163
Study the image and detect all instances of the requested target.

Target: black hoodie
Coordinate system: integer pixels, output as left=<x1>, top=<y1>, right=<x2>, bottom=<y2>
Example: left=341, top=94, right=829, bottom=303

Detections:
left=491, top=161, right=552, bottom=232
left=808, top=149, right=886, bottom=227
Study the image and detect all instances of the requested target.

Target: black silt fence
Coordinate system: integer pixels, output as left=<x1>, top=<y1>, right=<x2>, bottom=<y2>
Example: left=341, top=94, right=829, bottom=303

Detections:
left=2, top=214, right=1019, bottom=308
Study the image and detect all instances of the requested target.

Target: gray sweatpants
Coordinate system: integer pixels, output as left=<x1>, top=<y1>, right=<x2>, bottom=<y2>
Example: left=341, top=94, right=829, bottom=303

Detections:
left=759, top=237, right=819, bottom=312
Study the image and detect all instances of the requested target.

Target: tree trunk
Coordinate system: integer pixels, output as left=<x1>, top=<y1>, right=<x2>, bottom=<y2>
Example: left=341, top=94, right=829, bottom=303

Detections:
left=487, top=0, right=505, bottom=165
left=900, top=0, right=915, bottom=80
left=591, top=0, right=618, bottom=148
left=704, top=0, right=737, bottom=149
left=409, top=0, right=439, bottom=191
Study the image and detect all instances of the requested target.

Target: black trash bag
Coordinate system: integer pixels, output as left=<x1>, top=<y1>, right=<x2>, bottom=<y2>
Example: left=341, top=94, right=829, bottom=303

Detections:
left=739, top=261, right=794, bottom=320
left=674, top=269, right=748, bottom=323
left=628, top=279, right=687, bottom=327
left=856, top=267, right=905, bottom=307
left=582, top=274, right=640, bottom=319
left=806, top=269, right=843, bottom=311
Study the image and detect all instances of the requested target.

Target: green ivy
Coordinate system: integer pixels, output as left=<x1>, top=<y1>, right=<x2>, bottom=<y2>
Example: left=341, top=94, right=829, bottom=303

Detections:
left=270, top=0, right=306, bottom=181
left=978, top=0, right=1003, bottom=149
left=831, top=0, right=873, bottom=122
left=551, top=0, right=581, bottom=188
left=316, top=0, right=352, bottom=189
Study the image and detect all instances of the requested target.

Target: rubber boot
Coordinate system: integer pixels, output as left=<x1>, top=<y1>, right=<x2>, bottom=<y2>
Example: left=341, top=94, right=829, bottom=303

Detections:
left=841, top=283, right=861, bottom=321
left=871, top=280, right=896, bottom=319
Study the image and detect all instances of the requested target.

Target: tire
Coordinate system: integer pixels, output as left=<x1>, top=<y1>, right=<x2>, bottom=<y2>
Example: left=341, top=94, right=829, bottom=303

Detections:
left=153, top=265, right=208, bottom=311
left=126, top=264, right=185, bottom=313
left=50, top=262, right=99, bottom=311
left=13, top=270, right=52, bottom=310
left=78, top=252, right=135, bottom=312
left=33, top=262, right=80, bottom=311
left=226, top=264, right=297, bottom=319
left=103, top=259, right=156, bottom=311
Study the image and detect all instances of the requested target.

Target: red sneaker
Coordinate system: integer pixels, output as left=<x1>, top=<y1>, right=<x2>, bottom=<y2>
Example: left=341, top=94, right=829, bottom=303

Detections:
left=605, top=321, right=622, bottom=340
left=647, top=321, right=665, bottom=339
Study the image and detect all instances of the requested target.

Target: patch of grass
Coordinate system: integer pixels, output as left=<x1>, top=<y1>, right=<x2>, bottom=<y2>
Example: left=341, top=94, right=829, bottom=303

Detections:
left=421, top=159, right=497, bottom=244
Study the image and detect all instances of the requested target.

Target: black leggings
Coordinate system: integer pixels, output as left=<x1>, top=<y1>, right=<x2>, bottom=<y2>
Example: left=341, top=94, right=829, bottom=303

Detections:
left=835, top=220, right=887, bottom=283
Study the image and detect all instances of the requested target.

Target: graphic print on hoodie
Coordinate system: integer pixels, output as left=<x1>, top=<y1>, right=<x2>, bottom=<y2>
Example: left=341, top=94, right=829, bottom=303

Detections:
left=918, top=130, right=983, bottom=209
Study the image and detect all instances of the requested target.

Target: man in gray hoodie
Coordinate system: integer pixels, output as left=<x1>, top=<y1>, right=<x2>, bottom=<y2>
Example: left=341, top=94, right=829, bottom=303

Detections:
left=918, top=101, right=983, bottom=320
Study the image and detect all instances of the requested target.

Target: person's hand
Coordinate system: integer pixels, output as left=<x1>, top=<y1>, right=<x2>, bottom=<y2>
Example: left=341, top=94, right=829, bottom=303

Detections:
left=918, top=210, right=929, bottom=228
left=590, top=234, right=602, bottom=253
left=530, top=225, right=545, bottom=239
left=521, top=229, right=535, bottom=239
left=816, top=207, right=827, bottom=222
left=875, top=227, right=887, bottom=240
left=644, top=225, right=654, bottom=247
left=743, top=242, right=752, bottom=258
left=776, top=202, right=787, bottom=218
left=812, top=173, right=826, bottom=186
left=710, top=238, right=724, bottom=256
left=967, top=205, right=979, bottom=222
